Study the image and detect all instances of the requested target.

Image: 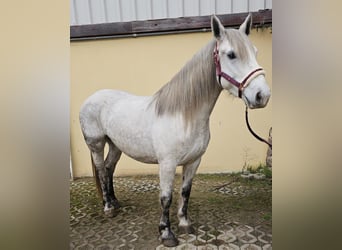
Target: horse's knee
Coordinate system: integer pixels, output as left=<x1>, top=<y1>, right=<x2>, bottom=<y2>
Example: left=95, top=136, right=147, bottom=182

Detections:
left=160, top=193, right=172, bottom=208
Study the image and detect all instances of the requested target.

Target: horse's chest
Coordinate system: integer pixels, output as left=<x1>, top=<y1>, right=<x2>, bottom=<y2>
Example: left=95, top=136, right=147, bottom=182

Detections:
left=178, top=130, right=210, bottom=164
left=152, top=116, right=211, bottom=164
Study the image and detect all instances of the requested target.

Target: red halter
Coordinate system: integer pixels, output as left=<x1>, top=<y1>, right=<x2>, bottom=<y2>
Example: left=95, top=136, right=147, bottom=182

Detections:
left=213, top=42, right=265, bottom=98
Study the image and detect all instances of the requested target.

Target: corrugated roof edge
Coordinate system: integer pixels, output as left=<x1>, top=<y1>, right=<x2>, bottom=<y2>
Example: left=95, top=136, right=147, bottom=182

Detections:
left=70, top=10, right=272, bottom=41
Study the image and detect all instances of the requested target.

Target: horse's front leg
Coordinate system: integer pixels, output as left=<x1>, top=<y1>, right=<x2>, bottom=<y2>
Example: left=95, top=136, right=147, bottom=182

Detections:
left=178, top=158, right=201, bottom=234
left=158, top=161, right=178, bottom=247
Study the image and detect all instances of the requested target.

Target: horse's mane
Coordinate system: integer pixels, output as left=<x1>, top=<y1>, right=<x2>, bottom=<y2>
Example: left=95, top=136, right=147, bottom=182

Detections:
left=152, top=39, right=219, bottom=124
left=152, top=29, right=251, bottom=124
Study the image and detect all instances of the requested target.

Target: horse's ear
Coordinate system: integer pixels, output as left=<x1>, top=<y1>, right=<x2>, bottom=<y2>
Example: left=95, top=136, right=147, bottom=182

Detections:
left=239, top=13, right=252, bottom=36
left=211, top=15, right=225, bottom=40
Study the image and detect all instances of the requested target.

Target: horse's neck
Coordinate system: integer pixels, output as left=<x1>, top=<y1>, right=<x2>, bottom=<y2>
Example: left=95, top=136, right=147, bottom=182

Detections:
left=207, top=87, right=222, bottom=116
left=198, top=89, right=222, bottom=130
left=153, top=39, right=222, bottom=124
left=186, top=40, right=222, bottom=118
left=197, top=76, right=222, bottom=130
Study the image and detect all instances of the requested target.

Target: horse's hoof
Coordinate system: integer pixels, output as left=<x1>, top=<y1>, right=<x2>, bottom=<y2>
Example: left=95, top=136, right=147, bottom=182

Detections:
left=179, top=225, right=195, bottom=234
left=104, top=207, right=119, bottom=218
left=111, top=199, right=121, bottom=209
left=161, top=230, right=179, bottom=247
left=162, top=237, right=179, bottom=247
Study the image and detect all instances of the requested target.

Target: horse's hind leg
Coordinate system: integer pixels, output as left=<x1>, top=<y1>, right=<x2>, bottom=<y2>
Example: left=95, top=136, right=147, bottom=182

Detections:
left=87, top=137, right=117, bottom=216
left=104, top=137, right=122, bottom=209
left=178, top=158, right=201, bottom=234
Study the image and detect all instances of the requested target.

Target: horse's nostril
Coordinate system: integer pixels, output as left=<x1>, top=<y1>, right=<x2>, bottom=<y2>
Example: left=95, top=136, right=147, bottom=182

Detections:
left=256, top=91, right=262, bottom=103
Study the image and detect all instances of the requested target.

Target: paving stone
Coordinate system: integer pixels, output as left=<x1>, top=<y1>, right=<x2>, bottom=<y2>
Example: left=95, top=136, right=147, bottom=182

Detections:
left=217, top=231, right=236, bottom=243
left=240, top=243, right=262, bottom=250
left=70, top=175, right=271, bottom=249
left=197, top=244, right=219, bottom=250
left=262, top=244, right=272, bottom=250
left=176, top=243, right=197, bottom=250
left=218, top=243, right=240, bottom=250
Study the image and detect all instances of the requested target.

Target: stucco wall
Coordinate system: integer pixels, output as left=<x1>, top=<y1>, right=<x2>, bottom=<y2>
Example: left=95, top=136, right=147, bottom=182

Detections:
left=71, top=28, right=272, bottom=177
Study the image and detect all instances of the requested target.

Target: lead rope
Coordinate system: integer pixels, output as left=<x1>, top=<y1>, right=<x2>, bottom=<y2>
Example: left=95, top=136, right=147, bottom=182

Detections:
left=245, top=106, right=272, bottom=149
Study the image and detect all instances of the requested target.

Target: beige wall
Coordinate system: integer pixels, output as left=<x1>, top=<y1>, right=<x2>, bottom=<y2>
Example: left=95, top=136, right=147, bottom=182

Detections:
left=71, top=28, right=272, bottom=177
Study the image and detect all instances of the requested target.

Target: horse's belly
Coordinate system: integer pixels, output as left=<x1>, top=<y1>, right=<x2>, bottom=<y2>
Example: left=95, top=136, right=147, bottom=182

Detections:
left=107, top=128, right=158, bottom=164
left=124, top=151, right=158, bottom=164
left=102, top=97, right=158, bottom=164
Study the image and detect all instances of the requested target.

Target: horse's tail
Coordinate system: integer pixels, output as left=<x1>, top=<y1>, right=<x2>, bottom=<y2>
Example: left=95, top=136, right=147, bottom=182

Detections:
left=91, top=153, right=103, bottom=199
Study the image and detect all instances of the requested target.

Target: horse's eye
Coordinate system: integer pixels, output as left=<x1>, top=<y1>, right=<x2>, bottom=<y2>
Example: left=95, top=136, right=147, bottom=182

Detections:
left=227, top=51, right=236, bottom=60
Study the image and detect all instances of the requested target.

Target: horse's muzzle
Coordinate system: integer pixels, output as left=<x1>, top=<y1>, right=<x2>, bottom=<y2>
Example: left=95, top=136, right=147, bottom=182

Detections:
left=254, top=90, right=270, bottom=108
left=245, top=89, right=270, bottom=109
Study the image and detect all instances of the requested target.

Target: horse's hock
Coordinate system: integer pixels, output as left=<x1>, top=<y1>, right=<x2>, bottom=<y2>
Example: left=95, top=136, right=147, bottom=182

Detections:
left=266, top=127, right=272, bottom=168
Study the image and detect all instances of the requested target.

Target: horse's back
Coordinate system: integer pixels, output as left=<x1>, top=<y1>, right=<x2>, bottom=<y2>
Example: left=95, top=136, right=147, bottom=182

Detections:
left=79, top=89, right=158, bottom=162
left=79, top=89, right=132, bottom=140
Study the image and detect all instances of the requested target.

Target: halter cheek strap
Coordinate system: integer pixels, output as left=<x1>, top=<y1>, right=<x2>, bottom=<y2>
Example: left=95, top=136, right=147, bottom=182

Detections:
left=213, top=43, right=265, bottom=98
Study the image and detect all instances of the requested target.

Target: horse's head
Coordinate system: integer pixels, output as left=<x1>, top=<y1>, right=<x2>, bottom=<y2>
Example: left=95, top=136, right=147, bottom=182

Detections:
left=211, top=14, right=271, bottom=109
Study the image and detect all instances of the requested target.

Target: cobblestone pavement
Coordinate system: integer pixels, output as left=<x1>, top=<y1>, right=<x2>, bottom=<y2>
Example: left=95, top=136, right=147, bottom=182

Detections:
left=70, top=174, right=272, bottom=249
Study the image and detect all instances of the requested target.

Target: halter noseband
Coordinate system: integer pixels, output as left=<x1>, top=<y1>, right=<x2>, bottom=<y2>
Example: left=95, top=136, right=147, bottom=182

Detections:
left=213, top=42, right=265, bottom=98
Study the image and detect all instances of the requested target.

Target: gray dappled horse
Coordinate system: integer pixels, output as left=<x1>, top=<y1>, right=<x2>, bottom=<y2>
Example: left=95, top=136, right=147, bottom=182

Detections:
left=79, top=14, right=270, bottom=247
